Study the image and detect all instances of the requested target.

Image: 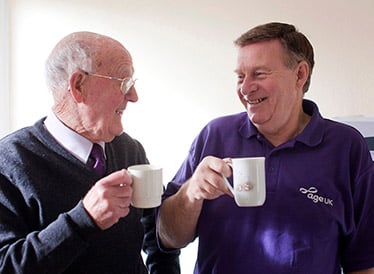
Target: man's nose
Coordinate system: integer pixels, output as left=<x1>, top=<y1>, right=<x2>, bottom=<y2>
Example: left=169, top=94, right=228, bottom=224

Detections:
left=238, top=78, right=258, bottom=96
left=125, top=86, right=138, bottom=102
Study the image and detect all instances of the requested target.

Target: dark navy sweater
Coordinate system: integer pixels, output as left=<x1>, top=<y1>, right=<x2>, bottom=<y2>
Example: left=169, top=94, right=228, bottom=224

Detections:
left=0, top=118, right=179, bottom=274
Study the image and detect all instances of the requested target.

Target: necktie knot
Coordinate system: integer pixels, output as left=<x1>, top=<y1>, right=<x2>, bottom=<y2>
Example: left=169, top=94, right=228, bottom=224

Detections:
left=89, top=143, right=106, bottom=177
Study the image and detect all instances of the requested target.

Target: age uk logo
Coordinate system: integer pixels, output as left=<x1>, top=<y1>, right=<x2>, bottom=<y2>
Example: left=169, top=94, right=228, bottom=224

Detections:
left=299, top=187, right=333, bottom=206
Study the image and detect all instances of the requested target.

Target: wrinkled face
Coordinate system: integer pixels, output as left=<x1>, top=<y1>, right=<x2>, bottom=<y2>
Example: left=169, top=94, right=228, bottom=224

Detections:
left=75, top=44, right=138, bottom=142
left=235, top=40, right=303, bottom=134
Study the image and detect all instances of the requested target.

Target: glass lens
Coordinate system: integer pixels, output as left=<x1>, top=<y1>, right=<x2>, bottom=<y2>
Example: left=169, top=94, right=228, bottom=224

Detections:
left=121, top=78, right=136, bottom=94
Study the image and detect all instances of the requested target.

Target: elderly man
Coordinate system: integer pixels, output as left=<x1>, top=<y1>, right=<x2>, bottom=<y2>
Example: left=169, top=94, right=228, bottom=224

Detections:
left=0, top=31, right=179, bottom=273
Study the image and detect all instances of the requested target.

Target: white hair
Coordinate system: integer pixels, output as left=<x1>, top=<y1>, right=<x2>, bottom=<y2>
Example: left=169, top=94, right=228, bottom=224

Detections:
left=45, top=32, right=106, bottom=92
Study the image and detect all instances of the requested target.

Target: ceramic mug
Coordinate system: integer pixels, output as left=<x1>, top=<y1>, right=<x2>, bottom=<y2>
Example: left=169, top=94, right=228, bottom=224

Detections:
left=224, top=157, right=266, bottom=207
left=128, top=164, right=163, bottom=208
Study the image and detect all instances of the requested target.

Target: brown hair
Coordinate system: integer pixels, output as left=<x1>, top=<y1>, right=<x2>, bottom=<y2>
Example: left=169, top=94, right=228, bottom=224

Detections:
left=234, top=22, right=314, bottom=93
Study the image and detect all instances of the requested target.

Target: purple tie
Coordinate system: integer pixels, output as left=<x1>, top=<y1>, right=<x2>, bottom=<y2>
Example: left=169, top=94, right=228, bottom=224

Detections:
left=89, top=143, right=106, bottom=177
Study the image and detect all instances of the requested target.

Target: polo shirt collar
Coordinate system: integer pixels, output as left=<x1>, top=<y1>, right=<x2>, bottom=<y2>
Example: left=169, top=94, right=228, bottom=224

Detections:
left=296, top=99, right=324, bottom=147
left=238, top=99, right=324, bottom=148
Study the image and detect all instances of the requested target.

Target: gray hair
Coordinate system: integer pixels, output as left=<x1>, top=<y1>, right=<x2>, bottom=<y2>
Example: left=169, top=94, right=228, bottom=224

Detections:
left=45, top=32, right=105, bottom=92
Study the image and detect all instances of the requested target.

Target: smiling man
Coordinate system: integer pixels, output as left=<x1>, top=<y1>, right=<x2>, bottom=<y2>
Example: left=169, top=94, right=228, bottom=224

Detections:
left=0, top=32, right=180, bottom=273
left=157, top=22, right=374, bottom=274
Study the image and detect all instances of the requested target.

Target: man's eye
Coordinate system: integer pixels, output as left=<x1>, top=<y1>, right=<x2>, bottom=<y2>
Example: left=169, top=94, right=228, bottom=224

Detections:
left=254, top=71, right=270, bottom=78
left=254, top=71, right=265, bottom=77
left=237, top=74, right=244, bottom=82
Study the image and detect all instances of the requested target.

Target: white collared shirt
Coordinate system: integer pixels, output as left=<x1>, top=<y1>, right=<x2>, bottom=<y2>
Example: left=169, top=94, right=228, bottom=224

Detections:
left=44, top=112, right=105, bottom=164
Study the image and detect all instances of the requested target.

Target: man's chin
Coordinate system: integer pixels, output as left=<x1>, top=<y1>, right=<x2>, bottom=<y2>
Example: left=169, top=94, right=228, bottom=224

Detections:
left=105, top=128, right=124, bottom=142
left=247, top=113, right=267, bottom=125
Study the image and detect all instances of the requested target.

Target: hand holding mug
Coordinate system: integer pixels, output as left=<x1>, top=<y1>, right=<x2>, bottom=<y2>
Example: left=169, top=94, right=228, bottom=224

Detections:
left=83, top=169, right=133, bottom=230
left=184, top=156, right=233, bottom=202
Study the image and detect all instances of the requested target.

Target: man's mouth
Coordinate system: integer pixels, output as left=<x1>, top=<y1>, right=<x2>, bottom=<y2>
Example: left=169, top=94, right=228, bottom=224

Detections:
left=246, top=97, right=266, bottom=105
left=115, top=109, right=124, bottom=115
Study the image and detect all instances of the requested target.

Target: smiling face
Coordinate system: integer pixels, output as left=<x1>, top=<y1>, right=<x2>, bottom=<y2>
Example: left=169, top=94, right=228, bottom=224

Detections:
left=235, top=39, right=309, bottom=144
left=68, top=41, right=138, bottom=143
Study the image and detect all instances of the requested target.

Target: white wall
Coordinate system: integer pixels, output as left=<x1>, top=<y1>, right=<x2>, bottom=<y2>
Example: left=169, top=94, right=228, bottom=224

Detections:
left=4, top=0, right=374, bottom=272
left=0, top=0, right=10, bottom=137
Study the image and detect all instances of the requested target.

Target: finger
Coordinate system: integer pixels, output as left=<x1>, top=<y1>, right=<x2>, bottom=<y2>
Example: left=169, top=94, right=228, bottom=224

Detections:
left=98, top=169, right=132, bottom=187
left=223, top=157, right=233, bottom=170
left=113, top=196, right=131, bottom=209
left=113, top=183, right=133, bottom=198
left=191, top=170, right=225, bottom=198
left=202, top=157, right=233, bottom=190
left=116, top=206, right=131, bottom=219
left=203, top=156, right=232, bottom=178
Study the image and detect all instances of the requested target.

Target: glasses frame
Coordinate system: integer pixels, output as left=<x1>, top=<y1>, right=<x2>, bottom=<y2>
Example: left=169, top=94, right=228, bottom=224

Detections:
left=82, top=71, right=137, bottom=95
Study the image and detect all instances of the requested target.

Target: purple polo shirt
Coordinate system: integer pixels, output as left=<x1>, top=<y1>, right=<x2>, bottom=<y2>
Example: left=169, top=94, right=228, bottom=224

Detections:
left=162, top=100, right=374, bottom=274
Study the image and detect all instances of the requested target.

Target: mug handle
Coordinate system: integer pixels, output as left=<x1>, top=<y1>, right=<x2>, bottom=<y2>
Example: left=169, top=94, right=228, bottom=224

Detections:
left=223, top=176, right=234, bottom=195
left=222, top=160, right=234, bottom=195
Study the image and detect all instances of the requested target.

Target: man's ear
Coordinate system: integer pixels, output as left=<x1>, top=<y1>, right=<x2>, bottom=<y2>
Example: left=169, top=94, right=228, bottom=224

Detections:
left=296, top=61, right=309, bottom=90
left=69, top=71, right=86, bottom=102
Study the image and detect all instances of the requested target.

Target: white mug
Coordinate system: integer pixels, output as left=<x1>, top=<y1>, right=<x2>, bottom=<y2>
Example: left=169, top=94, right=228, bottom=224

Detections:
left=128, top=164, right=164, bottom=208
left=224, top=157, right=266, bottom=207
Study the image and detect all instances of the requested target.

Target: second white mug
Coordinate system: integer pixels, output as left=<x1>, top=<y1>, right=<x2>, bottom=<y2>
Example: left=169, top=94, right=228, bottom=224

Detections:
left=224, top=157, right=266, bottom=207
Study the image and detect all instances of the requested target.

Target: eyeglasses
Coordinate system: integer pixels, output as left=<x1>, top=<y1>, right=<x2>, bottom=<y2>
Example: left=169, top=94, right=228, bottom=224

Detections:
left=82, top=71, right=137, bottom=95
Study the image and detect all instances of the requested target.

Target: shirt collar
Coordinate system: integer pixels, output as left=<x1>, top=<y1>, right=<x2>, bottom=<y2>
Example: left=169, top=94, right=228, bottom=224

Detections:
left=296, top=99, right=324, bottom=147
left=238, top=99, right=324, bottom=147
left=43, top=112, right=105, bottom=163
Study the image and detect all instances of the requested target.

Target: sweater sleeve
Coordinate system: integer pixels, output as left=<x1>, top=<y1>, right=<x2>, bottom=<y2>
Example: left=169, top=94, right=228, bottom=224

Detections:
left=0, top=175, right=99, bottom=274
left=120, top=137, right=181, bottom=274
left=141, top=207, right=181, bottom=274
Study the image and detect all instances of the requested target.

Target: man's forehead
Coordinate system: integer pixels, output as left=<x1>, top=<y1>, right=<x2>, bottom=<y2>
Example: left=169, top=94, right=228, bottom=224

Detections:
left=118, top=65, right=134, bottom=75
left=236, top=41, right=286, bottom=64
